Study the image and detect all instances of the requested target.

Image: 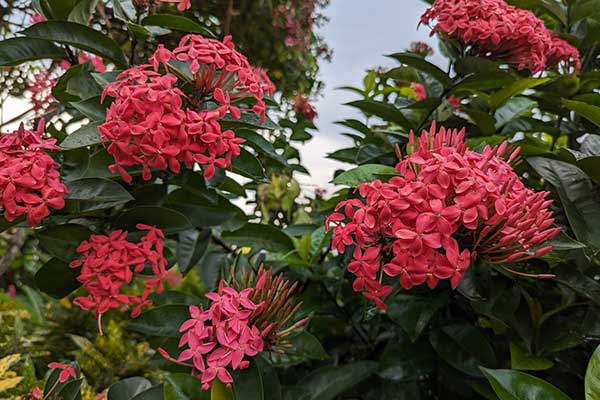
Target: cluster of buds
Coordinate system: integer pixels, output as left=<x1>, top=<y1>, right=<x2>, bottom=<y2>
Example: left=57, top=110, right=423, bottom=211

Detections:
left=421, top=0, right=580, bottom=73
left=326, top=123, right=559, bottom=310
left=160, top=267, right=307, bottom=391
left=70, top=224, right=168, bottom=334
left=100, top=34, right=272, bottom=181
left=0, top=121, right=67, bottom=227
left=409, top=41, right=433, bottom=58
left=293, top=94, right=318, bottom=122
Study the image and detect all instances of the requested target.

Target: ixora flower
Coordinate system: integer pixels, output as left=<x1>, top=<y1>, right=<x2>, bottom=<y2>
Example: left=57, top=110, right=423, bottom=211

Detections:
left=421, top=0, right=580, bottom=73
left=70, top=224, right=168, bottom=334
left=160, top=267, right=307, bottom=391
left=410, top=83, right=426, bottom=101
left=100, top=34, right=272, bottom=182
left=47, top=362, right=77, bottom=383
left=326, top=122, right=559, bottom=310
left=0, top=120, right=67, bottom=227
left=293, top=94, right=318, bottom=122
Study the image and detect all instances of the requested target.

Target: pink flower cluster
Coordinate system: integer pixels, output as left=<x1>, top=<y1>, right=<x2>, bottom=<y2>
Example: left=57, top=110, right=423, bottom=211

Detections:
left=293, top=94, right=318, bottom=122
left=160, top=284, right=265, bottom=390
left=27, top=71, right=56, bottom=112
left=411, top=83, right=426, bottom=101
left=48, top=362, right=77, bottom=383
left=272, top=0, right=319, bottom=48
left=421, top=0, right=580, bottom=73
left=70, top=224, right=168, bottom=333
left=100, top=34, right=272, bottom=181
left=326, top=123, right=559, bottom=310
left=0, top=121, right=66, bottom=227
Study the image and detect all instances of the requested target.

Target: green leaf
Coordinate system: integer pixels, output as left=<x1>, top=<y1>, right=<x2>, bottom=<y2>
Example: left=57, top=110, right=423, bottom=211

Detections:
left=528, top=157, right=600, bottom=248
left=21, top=21, right=128, bottom=68
left=284, top=361, right=378, bottom=400
left=509, top=343, right=554, bottom=371
left=231, top=148, right=268, bottom=182
left=70, top=96, right=108, bottom=121
left=346, top=100, right=412, bottom=129
left=563, top=99, right=600, bottom=128
left=332, top=164, right=398, bottom=186
left=429, top=324, right=497, bottom=377
left=114, top=206, right=193, bottom=235
left=200, top=251, right=227, bottom=292
left=490, top=78, right=551, bottom=109
left=36, top=224, right=93, bottom=262
left=211, top=381, right=234, bottom=400
left=232, top=356, right=282, bottom=400
left=166, top=189, right=245, bottom=228
left=107, top=377, right=152, bottom=400
left=481, top=368, right=572, bottom=400
left=586, top=345, right=600, bottom=400
left=554, top=266, right=600, bottom=306
left=60, top=122, right=102, bottom=149
left=53, top=63, right=101, bottom=102
left=269, top=332, right=328, bottom=367
left=126, top=305, right=190, bottom=337
left=387, top=52, right=452, bottom=87
left=164, top=374, right=210, bottom=400
left=177, top=229, right=211, bottom=273
left=66, top=177, right=134, bottom=211
left=494, top=97, right=536, bottom=128
left=387, top=294, right=448, bottom=341
left=68, top=0, right=100, bottom=24
left=130, top=386, right=164, bottom=400
left=378, top=340, right=435, bottom=381
left=222, top=223, right=294, bottom=253
left=0, top=37, right=66, bottom=66
left=220, top=112, right=280, bottom=131
left=34, top=258, right=81, bottom=299
left=149, top=291, right=202, bottom=307
left=142, top=14, right=215, bottom=37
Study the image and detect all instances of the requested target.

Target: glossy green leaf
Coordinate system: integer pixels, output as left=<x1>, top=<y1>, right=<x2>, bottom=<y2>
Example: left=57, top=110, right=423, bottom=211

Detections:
left=429, top=324, right=497, bottom=376
left=164, top=373, right=211, bottom=400
left=554, top=266, right=600, bottom=306
left=495, top=97, right=536, bottom=128
left=70, top=96, right=109, bottom=121
left=34, top=258, right=81, bottom=299
left=231, top=148, right=268, bottom=182
left=269, top=332, right=328, bottom=367
left=21, top=21, right=128, bottom=68
left=586, top=345, right=600, bottom=400
left=220, top=112, right=280, bottom=130
left=232, top=356, right=282, bottom=400
left=68, top=0, right=100, bottom=24
left=509, top=343, right=553, bottom=371
left=332, top=164, right=398, bottom=186
left=481, top=368, right=572, bottom=400
left=346, top=100, right=412, bottom=129
left=107, top=377, right=152, bottom=400
left=563, top=99, right=600, bottom=128
left=387, top=294, right=448, bottom=341
left=284, top=361, right=378, bottom=400
left=114, top=206, right=193, bottom=235
left=142, top=14, right=215, bottom=37
left=60, top=122, right=102, bottom=149
left=0, top=37, right=66, bottom=66
left=528, top=157, right=600, bottom=248
left=378, top=340, right=435, bottom=381
left=490, top=77, right=550, bottom=109
left=126, top=305, right=189, bottom=337
left=130, top=385, right=164, bottom=400
left=65, top=177, right=133, bottom=211
left=177, top=229, right=211, bottom=273
left=387, top=52, right=452, bottom=87
left=222, top=223, right=294, bottom=253
left=36, top=224, right=93, bottom=262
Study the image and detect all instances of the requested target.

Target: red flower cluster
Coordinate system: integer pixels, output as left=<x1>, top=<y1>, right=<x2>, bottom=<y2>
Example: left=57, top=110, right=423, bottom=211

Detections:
left=293, top=94, right=318, bottom=122
left=101, top=34, right=272, bottom=181
left=77, top=52, right=107, bottom=73
left=160, top=284, right=265, bottom=390
left=48, top=362, right=77, bottom=383
left=421, top=0, right=580, bottom=73
left=0, top=121, right=66, bottom=227
left=70, top=224, right=168, bottom=334
left=326, top=123, right=559, bottom=310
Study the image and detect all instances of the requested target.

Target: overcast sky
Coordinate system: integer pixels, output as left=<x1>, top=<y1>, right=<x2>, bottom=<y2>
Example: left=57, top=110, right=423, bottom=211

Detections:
left=298, top=0, right=443, bottom=195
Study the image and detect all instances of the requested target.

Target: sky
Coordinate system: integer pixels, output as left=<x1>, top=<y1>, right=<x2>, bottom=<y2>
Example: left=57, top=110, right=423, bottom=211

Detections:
left=298, top=0, right=444, bottom=195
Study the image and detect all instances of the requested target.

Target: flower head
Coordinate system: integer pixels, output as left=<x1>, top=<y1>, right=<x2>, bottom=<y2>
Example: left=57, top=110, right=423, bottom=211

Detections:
left=327, top=122, right=559, bottom=309
left=48, top=362, right=76, bottom=383
left=411, top=83, right=426, bottom=101
left=0, top=121, right=67, bottom=227
left=293, top=94, right=318, bottom=122
left=70, top=224, right=168, bottom=334
left=421, top=0, right=580, bottom=73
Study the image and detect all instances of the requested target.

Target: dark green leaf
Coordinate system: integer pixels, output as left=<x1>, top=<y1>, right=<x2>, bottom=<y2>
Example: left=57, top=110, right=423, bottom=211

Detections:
left=70, top=96, right=108, bottom=121
left=149, top=291, right=202, bottom=307
left=35, top=258, right=81, bottom=299
left=481, top=368, right=572, bottom=400
left=378, top=340, right=435, bottom=381
left=222, top=223, right=294, bottom=253
left=387, top=294, right=448, bottom=341
left=68, top=0, right=99, bottom=24
left=114, top=206, right=193, bottom=235
left=509, top=343, right=553, bottom=371
left=66, top=177, right=133, bottom=211
left=346, top=100, right=412, bottom=129
left=126, top=305, right=189, bottom=337
left=177, top=229, right=211, bottom=273
left=332, top=164, right=398, bottom=186
left=586, top=345, right=600, bottom=400
left=221, top=112, right=280, bottom=130
left=554, top=266, right=600, bottom=306
left=490, top=78, right=550, bottom=109
left=232, top=356, right=282, bottom=400
left=563, top=99, right=600, bottom=128
left=130, top=386, right=164, bottom=400
left=0, top=37, right=66, bottom=66
left=21, top=21, right=128, bottom=68
left=60, top=122, right=102, bottom=149
left=231, top=148, right=268, bottom=182
left=269, top=332, right=328, bottom=367
left=387, top=52, right=452, bottom=87
left=164, top=374, right=210, bottom=400
left=36, top=224, right=93, bottom=262
left=494, top=97, right=536, bottom=128
left=142, top=14, right=215, bottom=37
left=108, top=377, right=152, bottom=400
